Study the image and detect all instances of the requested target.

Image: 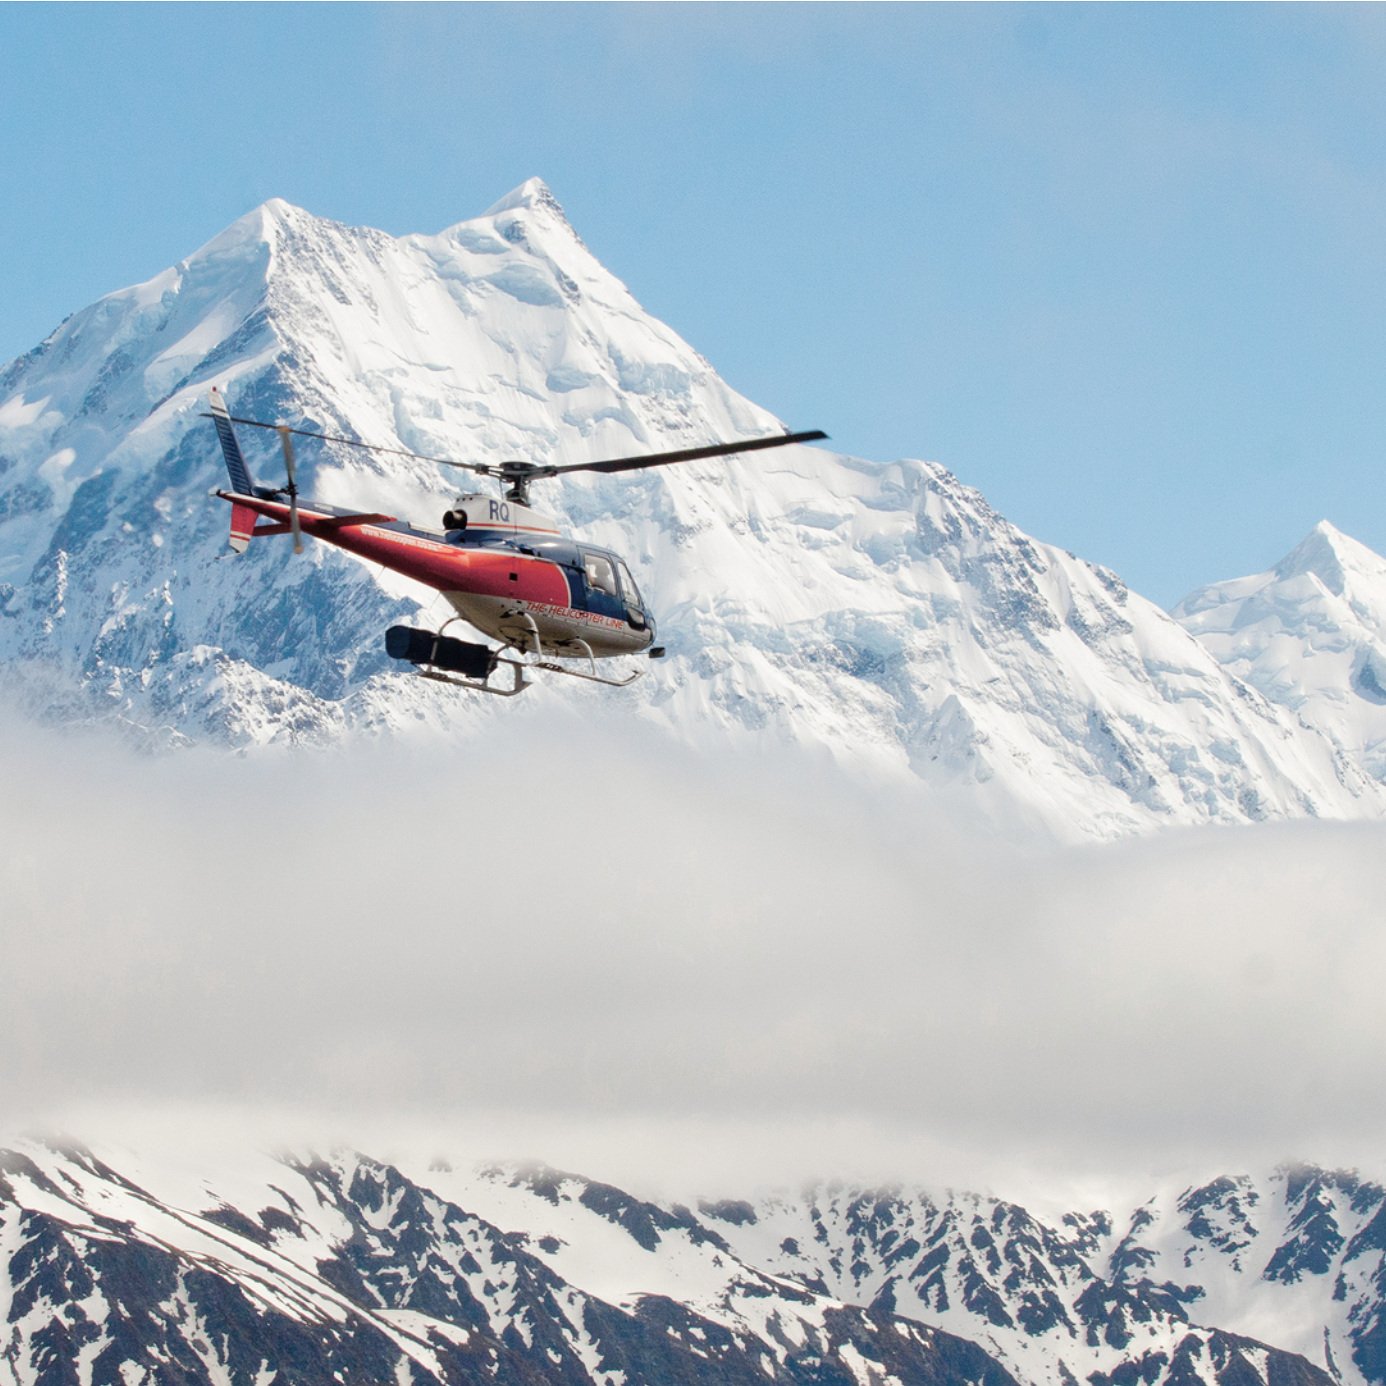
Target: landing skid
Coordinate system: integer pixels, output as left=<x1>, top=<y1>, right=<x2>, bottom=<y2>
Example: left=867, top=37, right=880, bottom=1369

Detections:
left=501, top=619, right=646, bottom=689
left=403, top=618, right=646, bottom=696
left=416, top=660, right=531, bottom=698
left=415, top=652, right=643, bottom=695
left=529, top=660, right=644, bottom=688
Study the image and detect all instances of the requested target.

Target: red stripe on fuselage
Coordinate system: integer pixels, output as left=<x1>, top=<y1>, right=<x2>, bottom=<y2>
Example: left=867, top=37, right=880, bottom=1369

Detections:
left=219, top=493, right=571, bottom=605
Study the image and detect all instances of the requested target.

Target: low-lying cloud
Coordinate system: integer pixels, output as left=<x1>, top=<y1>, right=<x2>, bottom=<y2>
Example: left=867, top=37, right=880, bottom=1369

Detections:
left=4, top=713, right=1384, bottom=1202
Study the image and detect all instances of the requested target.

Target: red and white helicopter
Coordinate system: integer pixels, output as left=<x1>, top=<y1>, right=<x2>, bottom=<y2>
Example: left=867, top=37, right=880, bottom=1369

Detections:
left=207, top=388, right=827, bottom=695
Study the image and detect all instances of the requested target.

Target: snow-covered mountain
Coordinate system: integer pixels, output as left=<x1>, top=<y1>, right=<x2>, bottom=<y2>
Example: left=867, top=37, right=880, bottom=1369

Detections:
left=1, top=179, right=1382, bottom=838
left=5, top=1139, right=1376, bottom=1385
left=1175, top=521, right=1386, bottom=786
left=700, top=1166, right=1386, bottom=1386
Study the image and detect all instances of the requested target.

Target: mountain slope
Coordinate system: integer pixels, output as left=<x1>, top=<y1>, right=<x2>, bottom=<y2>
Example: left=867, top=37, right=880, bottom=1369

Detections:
left=694, top=1168, right=1386, bottom=1386
left=1, top=180, right=1381, bottom=837
left=1094, top=1165, right=1386, bottom=1386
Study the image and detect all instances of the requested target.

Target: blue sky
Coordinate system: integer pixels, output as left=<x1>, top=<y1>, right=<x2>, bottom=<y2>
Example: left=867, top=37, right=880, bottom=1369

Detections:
left=3, top=3, right=1384, bottom=606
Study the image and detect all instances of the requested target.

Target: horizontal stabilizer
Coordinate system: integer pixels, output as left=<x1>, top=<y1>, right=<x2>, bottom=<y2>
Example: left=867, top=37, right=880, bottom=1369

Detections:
left=313, top=511, right=394, bottom=529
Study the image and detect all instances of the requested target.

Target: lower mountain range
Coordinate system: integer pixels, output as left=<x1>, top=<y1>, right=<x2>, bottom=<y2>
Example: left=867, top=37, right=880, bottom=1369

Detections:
left=3, top=1139, right=1380, bottom=1386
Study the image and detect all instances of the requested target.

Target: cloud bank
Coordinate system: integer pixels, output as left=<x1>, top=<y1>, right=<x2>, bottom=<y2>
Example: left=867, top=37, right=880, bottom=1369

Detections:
left=4, top=713, right=1384, bottom=1201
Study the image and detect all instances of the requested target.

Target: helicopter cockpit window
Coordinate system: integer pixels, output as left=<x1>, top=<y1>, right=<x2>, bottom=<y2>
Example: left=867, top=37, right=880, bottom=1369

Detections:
left=617, top=561, right=643, bottom=610
left=584, top=553, right=618, bottom=597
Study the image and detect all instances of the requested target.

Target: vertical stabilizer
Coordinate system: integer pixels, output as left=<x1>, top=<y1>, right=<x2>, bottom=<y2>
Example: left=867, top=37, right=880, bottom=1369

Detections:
left=227, top=502, right=258, bottom=554
left=208, top=386, right=255, bottom=496
left=209, top=387, right=258, bottom=553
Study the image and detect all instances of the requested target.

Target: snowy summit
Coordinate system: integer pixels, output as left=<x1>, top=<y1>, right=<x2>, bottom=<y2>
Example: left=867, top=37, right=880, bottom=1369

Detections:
left=1176, top=520, right=1386, bottom=784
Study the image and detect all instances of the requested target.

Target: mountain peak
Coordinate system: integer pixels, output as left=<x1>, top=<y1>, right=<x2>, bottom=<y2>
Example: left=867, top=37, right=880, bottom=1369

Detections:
left=232, top=196, right=313, bottom=234
left=1274, top=520, right=1386, bottom=596
left=186, top=196, right=320, bottom=266
left=256, top=195, right=298, bottom=222
left=483, top=177, right=564, bottom=218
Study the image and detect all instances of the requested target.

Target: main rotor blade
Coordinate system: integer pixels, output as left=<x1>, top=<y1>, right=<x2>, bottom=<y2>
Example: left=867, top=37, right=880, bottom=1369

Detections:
left=201, top=408, right=828, bottom=486
left=545, top=430, right=829, bottom=478
left=278, top=427, right=304, bottom=555
left=200, top=412, right=493, bottom=478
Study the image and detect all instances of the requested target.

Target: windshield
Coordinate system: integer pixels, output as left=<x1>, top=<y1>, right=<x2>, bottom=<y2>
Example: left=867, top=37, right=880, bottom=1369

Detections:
left=617, top=561, right=643, bottom=609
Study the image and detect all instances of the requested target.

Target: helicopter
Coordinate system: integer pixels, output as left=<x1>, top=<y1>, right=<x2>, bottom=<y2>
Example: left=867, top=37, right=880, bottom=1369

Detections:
left=206, top=387, right=827, bottom=695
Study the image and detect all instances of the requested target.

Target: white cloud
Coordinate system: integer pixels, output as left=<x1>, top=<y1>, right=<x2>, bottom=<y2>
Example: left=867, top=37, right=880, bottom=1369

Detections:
left=4, top=715, right=1384, bottom=1204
